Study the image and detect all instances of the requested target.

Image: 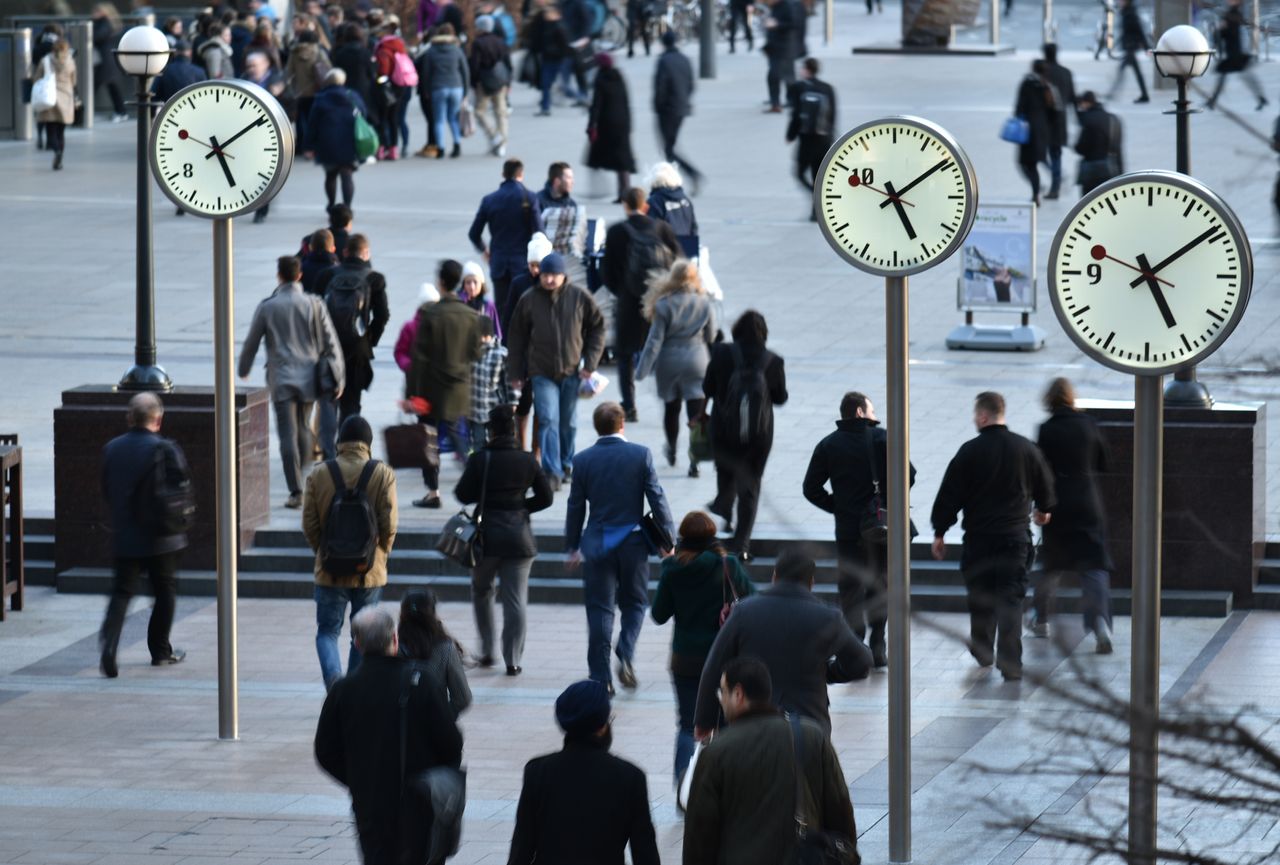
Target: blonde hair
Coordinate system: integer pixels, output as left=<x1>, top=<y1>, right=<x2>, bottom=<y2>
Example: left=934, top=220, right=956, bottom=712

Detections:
left=642, top=259, right=701, bottom=321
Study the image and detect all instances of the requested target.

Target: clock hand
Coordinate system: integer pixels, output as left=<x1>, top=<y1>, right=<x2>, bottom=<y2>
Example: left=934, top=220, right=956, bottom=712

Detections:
left=878, top=158, right=951, bottom=209
left=177, top=129, right=235, bottom=158
left=209, top=134, right=237, bottom=188
left=883, top=180, right=917, bottom=240
left=204, top=116, right=268, bottom=160
left=846, top=174, right=915, bottom=207
left=1089, top=245, right=1173, bottom=287
left=1127, top=226, right=1219, bottom=288
left=1134, top=253, right=1177, bottom=329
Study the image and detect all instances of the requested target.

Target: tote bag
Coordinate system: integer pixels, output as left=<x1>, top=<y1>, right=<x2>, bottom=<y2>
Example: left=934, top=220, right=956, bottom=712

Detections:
left=31, top=57, right=58, bottom=112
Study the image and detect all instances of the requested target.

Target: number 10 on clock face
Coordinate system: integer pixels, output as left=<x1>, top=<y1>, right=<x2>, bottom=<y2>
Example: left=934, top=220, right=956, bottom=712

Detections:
left=1048, top=171, right=1252, bottom=376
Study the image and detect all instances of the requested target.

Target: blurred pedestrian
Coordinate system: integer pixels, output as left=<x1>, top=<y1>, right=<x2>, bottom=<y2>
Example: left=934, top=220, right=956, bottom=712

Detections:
left=1031, top=378, right=1114, bottom=653
left=530, top=6, right=582, bottom=115
left=683, top=658, right=859, bottom=865
left=331, top=23, right=376, bottom=120
left=313, top=234, right=390, bottom=427
left=422, top=22, right=470, bottom=159
left=31, top=22, right=63, bottom=151
left=398, top=589, right=473, bottom=717
left=1041, top=43, right=1076, bottom=200
left=508, top=681, right=660, bottom=865
left=98, top=393, right=191, bottom=678
left=787, top=57, right=836, bottom=214
left=537, top=162, right=588, bottom=283
left=469, top=159, right=546, bottom=320
left=636, top=259, right=715, bottom=477
left=32, top=38, right=77, bottom=171
left=153, top=40, right=206, bottom=104
left=1074, top=91, right=1123, bottom=194
left=566, top=402, right=675, bottom=692
left=650, top=511, right=754, bottom=785
left=1013, top=60, right=1055, bottom=206
left=199, top=22, right=235, bottom=80
left=286, top=29, right=330, bottom=155
left=470, top=15, right=514, bottom=156
left=300, top=230, right=339, bottom=296
left=693, top=551, right=871, bottom=737
left=587, top=53, right=638, bottom=203
left=305, top=69, right=368, bottom=209
left=930, top=392, right=1056, bottom=681
left=762, top=0, right=799, bottom=113
left=1206, top=0, right=1268, bottom=111
left=457, top=405, right=555, bottom=675
left=654, top=31, right=702, bottom=191
left=803, top=391, right=916, bottom=668
left=373, top=16, right=413, bottom=159
left=702, top=310, right=788, bottom=560
left=646, top=163, right=698, bottom=251
left=728, top=0, right=754, bottom=51
left=627, top=0, right=656, bottom=57
left=91, top=2, right=129, bottom=121
left=1106, top=0, right=1150, bottom=103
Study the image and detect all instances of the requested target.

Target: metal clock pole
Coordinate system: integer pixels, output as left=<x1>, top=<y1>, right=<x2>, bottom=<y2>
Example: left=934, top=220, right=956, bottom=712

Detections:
left=886, top=274, right=911, bottom=865
left=213, top=217, right=239, bottom=741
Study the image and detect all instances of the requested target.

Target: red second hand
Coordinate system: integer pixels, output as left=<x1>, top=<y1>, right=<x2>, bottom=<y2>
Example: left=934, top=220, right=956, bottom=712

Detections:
left=1090, top=244, right=1173, bottom=287
left=847, top=174, right=916, bottom=207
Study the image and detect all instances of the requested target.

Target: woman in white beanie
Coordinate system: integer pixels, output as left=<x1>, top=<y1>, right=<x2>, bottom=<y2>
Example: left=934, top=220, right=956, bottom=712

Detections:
left=461, top=261, right=503, bottom=342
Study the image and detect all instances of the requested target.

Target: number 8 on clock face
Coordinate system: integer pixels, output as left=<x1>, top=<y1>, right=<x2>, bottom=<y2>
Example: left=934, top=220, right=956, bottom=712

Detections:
left=813, top=116, right=979, bottom=277
left=1047, top=170, right=1252, bottom=376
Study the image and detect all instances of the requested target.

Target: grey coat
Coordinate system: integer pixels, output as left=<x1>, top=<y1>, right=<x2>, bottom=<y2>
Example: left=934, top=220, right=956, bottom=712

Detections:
left=238, top=282, right=345, bottom=402
left=636, top=291, right=715, bottom=401
left=421, top=37, right=469, bottom=92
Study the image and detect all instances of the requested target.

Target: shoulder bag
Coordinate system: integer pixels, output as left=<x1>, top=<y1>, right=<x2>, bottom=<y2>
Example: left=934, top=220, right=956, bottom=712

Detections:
left=789, top=713, right=858, bottom=865
left=310, top=297, right=342, bottom=400
left=436, top=451, right=489, bottom=568
left=31, top=56, right=58, bottom=112
left=399, top=665, right=466, bottom=863
left=859, top=431, right=888, bottom=546
left=719, top=555, right=740, bottom=628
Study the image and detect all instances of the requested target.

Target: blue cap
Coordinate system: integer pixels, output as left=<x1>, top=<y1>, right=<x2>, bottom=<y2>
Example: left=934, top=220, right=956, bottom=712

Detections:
left=555, top=680, right=611, bottom=734
left=540, top=252, right=566, bottom=276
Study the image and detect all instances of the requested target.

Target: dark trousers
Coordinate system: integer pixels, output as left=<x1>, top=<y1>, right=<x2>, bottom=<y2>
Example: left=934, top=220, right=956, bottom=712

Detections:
left=1113, top=50, right=1149, bottom=99
left=617, top=351, right=638, bottom=412
left=627, top=9, right=653, bottom=55
left=100, top=552, right=179, bottom=664
left=1019, top=157, right=1041, bottom=201
left=583, top=534, right=650, bottom=684
left=422, top=419, right=468, bottom=491
left=767, top=59, right=795, bottom=109
left=1033, top=568, right=1113, bottom=634
left=728, top=0, right=753, bottom=49
left=295, top=96, right=315, bottom=154
left=672, top=672, right=700, bottom=783
left=324, top=166, right=355, bottom=207
left=493, top=272, right=514, bottom=332
left=796, top=135, right=829, bottom=197
left=663, top=398, right=705, bottom=456
left=419, top=89, right=439, bottom=148
left=658, top=113, right=701, bottom=182
left=711, top=449, right=768, bottom=556
left=45, top=121, right=66, bottom=155
left=961, top=534, right=1030, bottom=675
left=1046, top=145, right=1062, bottom=192
left=836, top=536, right=886, bottom=647
left=95, top=64, right=126, bottom=114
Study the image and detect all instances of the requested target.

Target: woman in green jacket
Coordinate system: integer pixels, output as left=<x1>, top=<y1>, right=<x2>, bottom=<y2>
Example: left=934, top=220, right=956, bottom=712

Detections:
left=651, top=510, right=755, bottom=787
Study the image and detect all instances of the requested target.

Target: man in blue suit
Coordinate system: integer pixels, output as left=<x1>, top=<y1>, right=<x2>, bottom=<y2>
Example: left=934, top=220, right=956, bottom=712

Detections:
left=566, top=401, right=675, bottom=693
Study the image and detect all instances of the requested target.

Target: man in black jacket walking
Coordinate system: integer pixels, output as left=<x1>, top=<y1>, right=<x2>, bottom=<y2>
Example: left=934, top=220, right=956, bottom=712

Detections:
left=803, top=392, right=915, bottom=668
left=931, top=392, right=1055, bottom=681
left=1074, top=91, right=1124, bottom=194
left=1041, top=43, right=1076, bottom=199
left=763, top=0, right=800, bottom=112
left=1107, top=0, right=1150, bottom=103
left=786, top=57, right=836, bottom=216
left=315, top=607, right=463, bottom=865
left=653, top=31, right=702, bottom=190
left=508, top=680, right=659, bottom=865
left=313, top=234, right=390, bottom=424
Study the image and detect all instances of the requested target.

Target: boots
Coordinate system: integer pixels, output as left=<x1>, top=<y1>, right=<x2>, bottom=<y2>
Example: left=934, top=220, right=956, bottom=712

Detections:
left=450, top=142, right=461, bottom=158
left=387, top=145, right=399, bottom=160
left=376, top=145, right=387, bottom=160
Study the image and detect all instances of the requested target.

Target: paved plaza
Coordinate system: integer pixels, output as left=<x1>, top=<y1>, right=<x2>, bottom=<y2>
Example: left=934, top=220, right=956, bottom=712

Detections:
left=5, top=0, right=1280, bottom=862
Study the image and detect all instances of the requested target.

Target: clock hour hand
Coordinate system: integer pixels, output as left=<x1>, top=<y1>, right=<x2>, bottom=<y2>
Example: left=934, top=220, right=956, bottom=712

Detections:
left=883, top=180, right=917, bottom=240
left=1135, top=253, right=1177, bottom=329
left=204, top=116, right=268, bottom=159
left=1127, top=225, right=1219, bottom=288
left=878, top=158, right=952, bottom=209
left=209, top=135, right=237, bottom=188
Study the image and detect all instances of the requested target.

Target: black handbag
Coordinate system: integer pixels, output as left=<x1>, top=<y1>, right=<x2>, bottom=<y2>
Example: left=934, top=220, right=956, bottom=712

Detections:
left=435, top=451, right=489, bottom=568
left=789, top=713, right=859, bottom=865
left=640, top=510, right=672, bottom=553
left=310, top=297, right=342, bottom=400
left=859, top=431, right=888, bottom=546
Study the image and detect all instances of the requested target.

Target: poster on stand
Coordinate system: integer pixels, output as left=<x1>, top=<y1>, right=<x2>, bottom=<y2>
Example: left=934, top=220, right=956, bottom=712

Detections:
left=957, top=203, right=1037, bottom=312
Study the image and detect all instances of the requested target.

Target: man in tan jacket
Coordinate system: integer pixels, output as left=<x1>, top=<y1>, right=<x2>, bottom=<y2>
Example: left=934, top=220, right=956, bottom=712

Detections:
left=303, top=415, right=398, bottom=690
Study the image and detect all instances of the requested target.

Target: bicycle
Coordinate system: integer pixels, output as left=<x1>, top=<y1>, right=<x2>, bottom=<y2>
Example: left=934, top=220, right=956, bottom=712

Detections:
left=586, top=0, right=629, bottom=51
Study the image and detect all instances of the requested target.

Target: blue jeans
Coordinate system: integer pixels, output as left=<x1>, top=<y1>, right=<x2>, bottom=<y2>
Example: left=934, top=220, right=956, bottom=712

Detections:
left=531, top=375, right=579, bottom=479
left=672, top=672, right=700, bottom=785
left=539, top=58, right=579, bottom=111
left=432, top=86, right=464, bottom=147
left=314, top=584, right=383, bottom=690
left=583, top=533, right=650, bottom=685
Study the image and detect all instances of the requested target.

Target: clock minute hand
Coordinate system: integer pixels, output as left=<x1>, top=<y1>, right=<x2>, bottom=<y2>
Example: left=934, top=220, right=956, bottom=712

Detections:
left=1127, top=225, right=1219, bottom=288
left=205, top=116, right=268, bottom=160
left=879, top=158, right=952, bottom=209
left=1135, top=253, right=1177, bottom=329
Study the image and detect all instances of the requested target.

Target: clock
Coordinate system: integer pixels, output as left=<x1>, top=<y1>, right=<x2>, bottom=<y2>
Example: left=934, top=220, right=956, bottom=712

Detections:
left=1047, top=170, right=1252, bottom=376
left=814, top=116, right=979, bottom=277
left=149, top=79, right=294, bottom=219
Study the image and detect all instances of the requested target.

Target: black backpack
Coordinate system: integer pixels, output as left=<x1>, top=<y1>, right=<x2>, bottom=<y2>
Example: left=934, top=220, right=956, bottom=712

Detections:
left=796, top=84, right=832, bottom=137
left=719, top=344, right=772, bottom=447
left=134, top=440, right=196, bottom=536
left=324, top=267, right=372, bottom=353
left=622, top=223, right=675, bottom=298
left=319, top=459, right=381, bottom=581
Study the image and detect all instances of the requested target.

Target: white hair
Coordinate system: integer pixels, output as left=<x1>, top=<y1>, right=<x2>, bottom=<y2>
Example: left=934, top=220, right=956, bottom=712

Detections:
left=351, top=607, right=395, bottom=656
left=648, top=161, right=683, bottom=190
left=324, top=67, right=347, bottom=86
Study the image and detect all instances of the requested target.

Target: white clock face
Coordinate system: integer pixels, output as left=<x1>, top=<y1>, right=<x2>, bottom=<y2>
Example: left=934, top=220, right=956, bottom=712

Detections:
left=1048, top=171, right=1252, bottom=376
left=149, top=80, right=294, bottom=218
left=814, top=116, right=979, bottom=277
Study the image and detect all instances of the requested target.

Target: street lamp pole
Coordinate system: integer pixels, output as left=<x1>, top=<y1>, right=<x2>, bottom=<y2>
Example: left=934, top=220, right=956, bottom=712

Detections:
left=115, top=27, right=172, bottom=393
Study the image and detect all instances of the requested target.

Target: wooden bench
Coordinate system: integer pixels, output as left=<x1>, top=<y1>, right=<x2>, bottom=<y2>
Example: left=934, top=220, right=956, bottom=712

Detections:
left=1, top=438, right=23, bottom=620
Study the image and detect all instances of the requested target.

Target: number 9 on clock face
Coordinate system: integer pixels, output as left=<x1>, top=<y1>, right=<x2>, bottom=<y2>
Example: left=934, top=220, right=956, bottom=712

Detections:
left=1047, top=170, right=1252, bottom=376
left=813, top=116, right=979, bottom=277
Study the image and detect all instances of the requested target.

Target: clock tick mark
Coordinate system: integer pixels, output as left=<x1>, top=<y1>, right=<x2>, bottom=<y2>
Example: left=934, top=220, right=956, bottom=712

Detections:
left=1181, top=334, right=1193, bottom=352
left=1206, top=309, right=1224, bottom=322
left=1102, top=332, right=1115, bottom=350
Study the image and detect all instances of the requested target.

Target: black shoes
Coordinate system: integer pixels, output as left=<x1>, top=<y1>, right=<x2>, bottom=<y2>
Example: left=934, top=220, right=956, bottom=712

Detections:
left=617, top=658, right=638, bottom=690
left=477, top=654, right=495, bottom=669
left=664, top=443, right=677, bottom=467
left=100, top=653, right=118, bottom=678
left=52, top=152, right=63, bottom=170
left=152, top=648, right=186, bottom=667
left=688, top=463, right=700, bottom=478
left=624, top=408, right=638, bottom=423
left=1134, top=95, right=1150, bottom=104
left=413, top=493, right=442, bottom=508
left=506, top=665, right=522, bottom=677
left=871, top=642, right=888, bottom=669
left=450, top=142, right=461, bottom=158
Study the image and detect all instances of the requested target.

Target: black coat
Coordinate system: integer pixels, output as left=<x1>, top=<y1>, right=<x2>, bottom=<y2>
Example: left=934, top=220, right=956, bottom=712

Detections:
left=1043, top=61, right=1076, bottom=148
left=803, top=418, right=916, bottom=545
left=1014, top=74, right=1053, bottom=164
left=702, top=341, right=788, bottom=460
left=763, top=0, right=800, bottom=64
left=1036, top=409, right=1112, bottom=572
left=101, top=429, right=191, bottom=558
left=602, top=213, right=681, bottom=353
left=314, top=257, right=390, bottom=392
left=508, top=736, right=660, bottom=865
left=332, top=41, right=376, bottom=108
left=1119, top=3, right=1149, bottom=52
left=1217, top=5, right=1253, bottom=71
left=314, top=654, right=463, bottom=865
left=931, top=425, right=1056, bottom=539
left=587, top=68, right=636, bottom=173
left=653, top=46, right=694, bottom=118
left=455, top=438, right=554, bottom=559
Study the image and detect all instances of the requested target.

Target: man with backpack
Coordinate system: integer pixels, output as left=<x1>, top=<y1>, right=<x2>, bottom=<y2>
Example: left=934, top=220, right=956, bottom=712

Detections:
left=314, top=234, right=390, bottom=453
left=238, top=256, right=346, bottom=509
left=99, top=392, right=194, bottom=678
left=302, top=415, right=399, bottom=691
left=601, top=187, right=682, bottom=423
left=786, top=57, right=836, bottom=218
left=470, top=15, right=513, bottom=157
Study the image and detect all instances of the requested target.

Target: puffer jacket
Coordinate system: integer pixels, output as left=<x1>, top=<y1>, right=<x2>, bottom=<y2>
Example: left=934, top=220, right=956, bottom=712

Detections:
left=506, top=281, right=605, bottom=382
left=302, top=441, right=398, bottom=587
left=420, top=35, right=469, bottom=92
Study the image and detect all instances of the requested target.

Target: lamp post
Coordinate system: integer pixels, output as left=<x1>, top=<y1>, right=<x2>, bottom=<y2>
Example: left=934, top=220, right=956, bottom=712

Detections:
left=1151, top=25, right=1214, bottom=407
left=115, top=26, right=172, bottom=393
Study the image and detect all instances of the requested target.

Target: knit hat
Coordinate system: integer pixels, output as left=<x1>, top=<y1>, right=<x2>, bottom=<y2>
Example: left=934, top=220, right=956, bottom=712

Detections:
left=527, top=232, right=554, bottom=263
left=475, top=14, right=495, bottom=32
left=661, top=29, right=677, bottom=48
left=338, top=415, right=373, bottom=446
left=555, top=680, right=611, bottom=735
left=540, top=252, right=566, bottom=275
left=462, top=260, right=487, bottom=287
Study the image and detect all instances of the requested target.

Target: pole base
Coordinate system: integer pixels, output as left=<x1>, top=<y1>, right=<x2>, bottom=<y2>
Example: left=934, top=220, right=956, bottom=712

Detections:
left=118, top=364, right=174, bottom=393
left=1163, top=377, right=1212, bottom=408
